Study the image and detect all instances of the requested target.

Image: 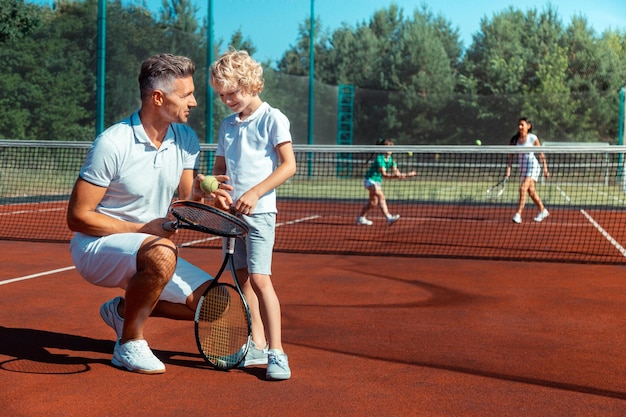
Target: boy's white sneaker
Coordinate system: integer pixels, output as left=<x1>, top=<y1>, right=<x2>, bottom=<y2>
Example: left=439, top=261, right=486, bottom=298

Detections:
left=266, top=349, right=291, bottom=380
left=238, top=341, right=268, bottom=367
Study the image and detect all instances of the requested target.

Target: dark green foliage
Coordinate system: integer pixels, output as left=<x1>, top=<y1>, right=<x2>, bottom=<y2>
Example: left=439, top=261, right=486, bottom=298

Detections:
left=0, top=1, right=624, bottom=145
left=0, top=0, right=40, bottom=42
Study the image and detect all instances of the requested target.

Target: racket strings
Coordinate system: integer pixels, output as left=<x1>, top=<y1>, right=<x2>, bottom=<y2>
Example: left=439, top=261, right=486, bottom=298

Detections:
left=174, top=205, right=246, bottom=237
left=486, top=180, right=506, bottom=199
left=197, top=284, right=249, bottom=369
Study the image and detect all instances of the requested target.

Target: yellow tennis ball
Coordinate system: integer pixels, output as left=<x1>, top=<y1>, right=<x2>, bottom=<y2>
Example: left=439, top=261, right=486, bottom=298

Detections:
left=200, top=175, right=219, bottom=193
left=475, top=139, right=482, bottom=146
left=407, top=151, right=413, bottom=157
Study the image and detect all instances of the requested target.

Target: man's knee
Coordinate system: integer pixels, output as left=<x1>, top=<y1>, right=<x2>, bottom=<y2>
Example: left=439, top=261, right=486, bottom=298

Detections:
left=137, top=237, right=178, bottom=278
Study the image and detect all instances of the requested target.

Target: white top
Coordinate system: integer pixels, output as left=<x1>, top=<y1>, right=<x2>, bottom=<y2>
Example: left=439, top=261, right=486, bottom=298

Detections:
left=216, top=102, right=292, bottom=214
left=516, top=133, right=540, bottom=179
left=79, top=111, right=200, bottom=222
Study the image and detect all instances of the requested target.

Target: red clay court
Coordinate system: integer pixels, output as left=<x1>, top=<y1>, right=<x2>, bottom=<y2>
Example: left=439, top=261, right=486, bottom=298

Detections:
left=1, top=144, right=625, bottom=415
left=1, top=240, right=624, bottom=416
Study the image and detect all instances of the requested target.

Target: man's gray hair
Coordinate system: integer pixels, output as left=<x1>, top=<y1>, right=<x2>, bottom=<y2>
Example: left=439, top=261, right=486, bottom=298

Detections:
left=138, top=54, right=195, bottom=101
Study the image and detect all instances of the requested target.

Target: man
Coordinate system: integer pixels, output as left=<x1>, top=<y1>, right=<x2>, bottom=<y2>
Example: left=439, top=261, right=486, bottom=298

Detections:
left=67, top=54, right=230, bottom=374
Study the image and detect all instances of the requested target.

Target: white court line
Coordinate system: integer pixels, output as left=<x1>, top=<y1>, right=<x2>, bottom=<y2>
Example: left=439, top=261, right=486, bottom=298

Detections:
left=555, top=185, right=571, bottom=202
left=0, top=207, right=65, bottom=216
left=179, top=235, right=221, bottom=247
left=277, top=215, right=320, bottom=227
left=1, top=215, right=324, bottom=282
left=0, top=266, right=75, bottom=286
left=178, top=215, right=321, bottom=247
left=580, top=209, right=626, bottom=257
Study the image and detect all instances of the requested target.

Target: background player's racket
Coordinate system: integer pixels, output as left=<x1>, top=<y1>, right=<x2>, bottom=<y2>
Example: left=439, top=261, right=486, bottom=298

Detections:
left=164, top=200, right=251, bottom=370
left=486, top=177, right=507, bottom=199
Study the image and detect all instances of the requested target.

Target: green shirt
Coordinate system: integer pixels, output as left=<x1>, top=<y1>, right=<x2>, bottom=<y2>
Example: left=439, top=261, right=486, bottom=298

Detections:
left=364, top=154, right=396, bottom=183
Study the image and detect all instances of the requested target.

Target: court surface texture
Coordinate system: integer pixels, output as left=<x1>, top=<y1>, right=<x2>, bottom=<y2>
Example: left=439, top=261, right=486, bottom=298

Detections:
left=0, top=241, right=624, bottom=416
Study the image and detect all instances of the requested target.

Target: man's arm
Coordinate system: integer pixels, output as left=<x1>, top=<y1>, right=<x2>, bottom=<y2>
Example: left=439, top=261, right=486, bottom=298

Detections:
left=66, top=178, right=169, bottom=237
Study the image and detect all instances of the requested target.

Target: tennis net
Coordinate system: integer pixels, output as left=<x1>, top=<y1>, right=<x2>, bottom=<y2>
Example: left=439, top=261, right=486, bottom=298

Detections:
left=1, top=140, right=625, bottom=264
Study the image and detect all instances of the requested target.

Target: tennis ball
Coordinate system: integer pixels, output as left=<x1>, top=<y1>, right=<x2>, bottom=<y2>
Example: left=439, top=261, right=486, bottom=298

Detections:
left=407, top=151, right=413, bottom=157
left=200, top=175, right=219, bottom=193
left=475, top=139, right=482, bottom=146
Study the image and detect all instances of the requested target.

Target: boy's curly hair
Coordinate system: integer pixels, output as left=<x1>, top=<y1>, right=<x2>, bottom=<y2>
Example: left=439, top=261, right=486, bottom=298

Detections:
left=209, top=48, right=264, bottom=95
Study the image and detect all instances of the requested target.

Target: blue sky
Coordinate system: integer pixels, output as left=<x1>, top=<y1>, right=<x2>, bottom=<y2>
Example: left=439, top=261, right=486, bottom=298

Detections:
left=33, top=0, right=626, bottom=63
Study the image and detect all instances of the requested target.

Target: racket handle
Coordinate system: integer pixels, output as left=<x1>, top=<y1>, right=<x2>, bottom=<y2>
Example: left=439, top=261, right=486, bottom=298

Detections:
left=162, top=221, right=176, bottom=232
left=226, top=237, right=235, bottom=254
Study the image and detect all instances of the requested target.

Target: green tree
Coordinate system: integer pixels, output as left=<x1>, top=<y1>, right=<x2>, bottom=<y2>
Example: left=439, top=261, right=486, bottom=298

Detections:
left=388, top=7, right=458, bottom=144
left=563, top=17, right=624, bottom=142
left=103, top=0, right=209, bottom=138
left=0, top=0, right=43, bottom=138
left=104, top=1, right=164, bottom=124
left=460, top=6, right=575, bottom=142
left=0, top=0, right=40, bottom=42
left=277, top=4, right=461, bottom=145
left=225, top=29, right=256, bottom=55
left=0, top=0, right=93, bottom=141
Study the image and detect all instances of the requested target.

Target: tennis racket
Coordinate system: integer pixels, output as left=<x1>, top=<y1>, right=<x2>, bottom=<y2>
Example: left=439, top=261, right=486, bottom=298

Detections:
left=486, top=178, right=507, bottom=199
left=164, top=200, right=251, bottom=370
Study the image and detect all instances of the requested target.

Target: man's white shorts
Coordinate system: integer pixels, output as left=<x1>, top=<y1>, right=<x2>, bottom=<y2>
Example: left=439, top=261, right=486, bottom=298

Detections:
left=70, top=232, right=212, bottom=304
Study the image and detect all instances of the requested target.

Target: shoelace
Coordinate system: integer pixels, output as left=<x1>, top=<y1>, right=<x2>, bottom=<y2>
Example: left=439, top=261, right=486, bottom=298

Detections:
left=268, top=353, right=286, bottom=366
left=124, top=341, right=154, bottom=360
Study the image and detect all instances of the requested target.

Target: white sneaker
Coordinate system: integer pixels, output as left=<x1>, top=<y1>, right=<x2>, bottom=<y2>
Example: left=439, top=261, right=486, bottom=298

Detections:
left=356, top=216, right=373, bottom=226
left=112, top=339, right=165, bottom=374
left=238, top=341, right=268, bottom=367
left=512, top=213, right=522, bottom=224
left=100, top=296, right=124, bottom=341
left=386, top=214, right=400, bottom=226
left=266, top=349, right=291, bottom=380
left=534, top=209, right=550, bottom=222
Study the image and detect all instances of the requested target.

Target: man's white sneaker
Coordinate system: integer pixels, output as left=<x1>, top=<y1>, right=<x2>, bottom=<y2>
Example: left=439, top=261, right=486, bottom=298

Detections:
left=356, top=216, right=373, bottom=226
left=100, top=296, right=124, bottom=341
left=534, top=209, right=550, bottom=222
left=112, top=339, right=165, bottom=374
left=512, top=213, right=522, bottom=224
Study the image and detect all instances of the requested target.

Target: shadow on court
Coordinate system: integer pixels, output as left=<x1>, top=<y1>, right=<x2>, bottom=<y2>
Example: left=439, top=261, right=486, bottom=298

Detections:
left=0, top=241, right=624, bottom=416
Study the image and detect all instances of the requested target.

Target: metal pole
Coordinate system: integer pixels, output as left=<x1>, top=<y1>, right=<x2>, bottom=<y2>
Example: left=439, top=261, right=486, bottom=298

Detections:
left=205, top=0, right=215, bottom=173
left=307, top=0, right=315, bottom=176
left=618, top=87, right=625, bottom=188
left=96, top=0, right=106, bottom=135
left=619, top=87, right=624, bottom=147
left=206, top=0, right=214, bottom=144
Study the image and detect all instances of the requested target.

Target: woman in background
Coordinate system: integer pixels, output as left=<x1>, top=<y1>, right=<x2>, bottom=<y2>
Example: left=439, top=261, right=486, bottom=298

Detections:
left=505, top=117, right=550, bottom=224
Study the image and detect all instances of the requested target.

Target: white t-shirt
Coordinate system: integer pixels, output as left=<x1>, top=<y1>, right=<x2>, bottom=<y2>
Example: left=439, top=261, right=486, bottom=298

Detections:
left=79, top=111, right=200, bottom=223
left=516, top=133, right=541, bottom=180
left=216, top=102, right=292, bottom=214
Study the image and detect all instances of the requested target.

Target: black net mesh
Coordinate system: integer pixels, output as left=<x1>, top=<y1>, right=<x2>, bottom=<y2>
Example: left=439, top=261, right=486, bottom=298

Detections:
left=2, top=140, right=626, bottom=264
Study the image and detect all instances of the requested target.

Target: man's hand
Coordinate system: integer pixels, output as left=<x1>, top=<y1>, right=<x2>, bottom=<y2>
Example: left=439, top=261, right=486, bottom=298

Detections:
left=140, top=217, right=177, bottom=237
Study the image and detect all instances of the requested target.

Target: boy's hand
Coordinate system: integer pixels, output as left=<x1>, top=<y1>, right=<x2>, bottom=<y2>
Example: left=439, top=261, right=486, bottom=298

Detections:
left=234, top=190, right=260, bottom=215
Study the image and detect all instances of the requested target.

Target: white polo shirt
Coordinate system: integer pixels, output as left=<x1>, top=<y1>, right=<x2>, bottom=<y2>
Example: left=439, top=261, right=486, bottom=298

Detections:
left=216, top=102, right=292, bottom=214
left=79, top=111, right=200, bottom=223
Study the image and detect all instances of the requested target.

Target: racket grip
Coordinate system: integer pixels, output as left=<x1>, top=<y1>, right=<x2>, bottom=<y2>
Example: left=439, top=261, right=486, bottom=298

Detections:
left=162, top=221, right=176, bottom=232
